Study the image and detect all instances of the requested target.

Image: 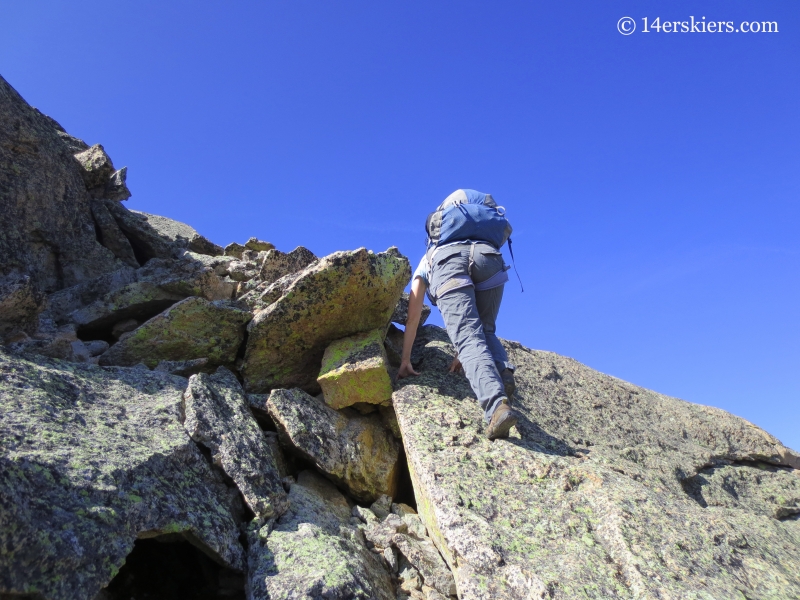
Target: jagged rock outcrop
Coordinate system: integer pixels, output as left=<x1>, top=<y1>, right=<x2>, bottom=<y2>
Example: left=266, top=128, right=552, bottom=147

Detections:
left=318, top=329, right=393, bottom=409
left=265, top=388, right=401, bottom=502
left=0, top=350, right=244, bottom=600
left=0, top=76, right=121, bottom=293
left=242, top=247, right=410, bottom=393
left=393, top=326, right=800, bottom=599
left=247, top=471, right=395, bottom=600
left=182, top=367, right=288, bottom=520
left=98, top=297, right=250, bottom=369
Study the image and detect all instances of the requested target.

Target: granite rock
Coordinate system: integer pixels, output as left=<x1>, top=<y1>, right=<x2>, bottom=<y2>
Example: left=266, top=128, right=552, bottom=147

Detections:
left=131, top=211, right=223, bottom=257
left=98, top=297, right=250, bottom=369
left=259, top=246, right=317, bottom=285
left=182, top=367, right=288, bottom=520
left=393, top=533, right=457, bottom=598
left=242, top=247, right=410, bottom=393
left=0, top=274, right=43, bottom=342
left=89, top=200, right=139, bottom=267
left=318, top=329, right=393, bottom=409
left=391, top=292, right=431, bottom=328
left=247, top=470, right=394, bottom=600
left=392, top=326, right=800, bottom=599
left=0, top=350, right=244, bottom=600
left=0, top=75, right=120, bottom=293
left=266, top=388, right=401, bottom=502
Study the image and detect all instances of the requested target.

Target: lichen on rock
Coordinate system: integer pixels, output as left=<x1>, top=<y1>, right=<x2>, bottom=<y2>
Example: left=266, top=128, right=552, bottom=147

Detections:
left=318, top=329, right=393, bottom=410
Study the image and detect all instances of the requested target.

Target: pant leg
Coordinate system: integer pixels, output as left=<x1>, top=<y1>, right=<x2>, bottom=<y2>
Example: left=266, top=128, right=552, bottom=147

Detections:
left=431, top=248, right=506, bottom=422
left=470, top=244, right=513, bottom=373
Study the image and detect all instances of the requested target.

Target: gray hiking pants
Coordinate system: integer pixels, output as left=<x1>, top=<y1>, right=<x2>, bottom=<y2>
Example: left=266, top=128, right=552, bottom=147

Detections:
left=429, top=242, right=513, bottom=422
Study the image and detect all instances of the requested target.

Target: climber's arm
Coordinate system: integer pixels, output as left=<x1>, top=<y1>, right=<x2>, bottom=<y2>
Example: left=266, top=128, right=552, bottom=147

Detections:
left=398, top=277, right=426, bottom=379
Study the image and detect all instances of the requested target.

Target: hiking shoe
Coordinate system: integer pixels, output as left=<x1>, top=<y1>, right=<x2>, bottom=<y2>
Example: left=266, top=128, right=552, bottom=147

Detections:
left=485, top=403, right=519, bottom=440
left=501, top=368, right=516, bottom=399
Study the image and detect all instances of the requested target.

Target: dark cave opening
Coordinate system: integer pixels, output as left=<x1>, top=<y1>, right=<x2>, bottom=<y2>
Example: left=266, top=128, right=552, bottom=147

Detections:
left=101, top=536, right=245, bottom=600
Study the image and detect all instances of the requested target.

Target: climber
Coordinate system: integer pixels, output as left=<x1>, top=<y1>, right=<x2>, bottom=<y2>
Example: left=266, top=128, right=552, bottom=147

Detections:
left=397, top=189, right=520, bottom=440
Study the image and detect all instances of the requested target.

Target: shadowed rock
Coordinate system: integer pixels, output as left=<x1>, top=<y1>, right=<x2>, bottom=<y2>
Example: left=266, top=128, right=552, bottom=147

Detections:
left=89, top=200, right=139, bottom=267
left=247, top=470, right=395, bottom=600
left=242, top=247, right=410, bottom=393
left=183, top=368, right=288, bottom=520
left=391, top=292, right=431, bottom=328
left=0, top=350, right=244, bottom=600
left=267, top=388, right=400, bottom=502
left=132, top=210, right=224, bottom=257
left=0, top=75, right=120, bottom=292
left=393, top=533, right=457, bottom=597
left=392, top=326, right=800, bottom=599
left=318, top=329, right=393, bottom=409
left=99, top=297, right=250, bottom=369
left=0, top=274, right=43, bottom=342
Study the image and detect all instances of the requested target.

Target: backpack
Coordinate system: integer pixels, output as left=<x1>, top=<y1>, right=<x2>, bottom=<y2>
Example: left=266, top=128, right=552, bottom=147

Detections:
left=425, top=189, right=512, bottom=250
left=425, top=189, right=523, bottom=292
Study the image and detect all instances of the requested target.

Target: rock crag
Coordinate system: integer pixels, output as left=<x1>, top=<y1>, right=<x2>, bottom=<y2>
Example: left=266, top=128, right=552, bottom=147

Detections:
left=1, top=74, right=798, bottom=600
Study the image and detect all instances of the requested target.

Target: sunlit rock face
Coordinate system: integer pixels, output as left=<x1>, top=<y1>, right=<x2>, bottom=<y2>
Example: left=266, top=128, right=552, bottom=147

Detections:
left=393, top=325, right=800, bottom=600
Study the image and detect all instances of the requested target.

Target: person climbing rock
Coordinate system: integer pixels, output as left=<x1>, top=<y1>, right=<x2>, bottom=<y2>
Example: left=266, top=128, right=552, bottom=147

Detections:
left=397, top=189, right=520, bottom=440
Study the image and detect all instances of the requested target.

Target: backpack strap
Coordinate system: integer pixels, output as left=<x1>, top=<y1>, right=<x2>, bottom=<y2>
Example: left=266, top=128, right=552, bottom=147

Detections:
left=507, top=237, right=524, bottom=292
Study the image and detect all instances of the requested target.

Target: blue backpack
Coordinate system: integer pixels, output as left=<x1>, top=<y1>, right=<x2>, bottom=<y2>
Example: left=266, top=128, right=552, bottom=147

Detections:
left=425, top=189, right=512, bottom=250
left=425, top=189, right=523, bottom=291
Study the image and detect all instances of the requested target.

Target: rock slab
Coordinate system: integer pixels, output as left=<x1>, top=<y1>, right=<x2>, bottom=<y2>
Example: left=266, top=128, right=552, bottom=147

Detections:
left=267, top=388, right=400, bottom=502
left=318, top=328, right=393, bottom=409
left=393, top=326, right=800, bottom=600
left=0, top=350, right=244, bottom=600
left=247, top=470, right=394, bottom=600
left=241, top=247, right=410, bottom=393
left=182, top=367, right=288, bottom=520
left=99, top=296, right=251, bottom=369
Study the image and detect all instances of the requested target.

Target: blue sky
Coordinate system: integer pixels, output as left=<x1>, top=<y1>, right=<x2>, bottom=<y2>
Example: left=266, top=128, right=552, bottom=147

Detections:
left=3, top=1, right=798, bottom=450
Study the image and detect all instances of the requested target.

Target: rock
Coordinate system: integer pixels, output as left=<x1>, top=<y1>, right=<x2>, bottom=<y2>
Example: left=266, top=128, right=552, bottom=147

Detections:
left=398, top=560, right=423, bottom=594
left=84, top=340, right=109, bottom=357
left=391, top=292, right=431, bottom=328
left=392, top=326, right=800, bottom=599
left=363, top=513, right=407, bottom=550
left=318, top=329, right=393, bottom=409
left=61, top=256, right=235, bottom=340
left=73, top=144, right=116, bottom=191
left=132, top=211, right=223, bottom=257
left=111, top=318, right=139, bottom=339
left=0, top=350, right=244, bottom=599
left=247, top=470, right=395, bottom=600
left=224, top=242, right=246, bottom=259
left=262, top=431, right=291, bottom=480
left=245, top=237, right=274, bottom=252
left=393, top=534, right=457, bottom=598
left=0, top=75, right=120, bottom=293
left=0, top=273, right=43, bottom=342
left=259, top=246, right=317, bottom=285
left=352, top=505, right=379, bottom=524
left=370, top=494, right=393, bottom=520
left=227, top=260, right=257, bottom=282
left=384, top=546, right=399, bottom=573
left=402, top=513, right=428, bottom=540
left=421, top=585, right=449, bottom=600
left=392, top=502, right=417, bottom=518
left=99, top=297, right=251, bottom=369
left=266, top=388, right=401, bottom=502
left=242, top=247, right=410, bottom=393
left=89, top=200, right=139, bottom=267
left=104, top=167, right=131, bottom=202
left=237, top=270, right=304, bottom=310
left=154, top=357, right=209, bottom=377
left=182, top=367, right=288, bottom=520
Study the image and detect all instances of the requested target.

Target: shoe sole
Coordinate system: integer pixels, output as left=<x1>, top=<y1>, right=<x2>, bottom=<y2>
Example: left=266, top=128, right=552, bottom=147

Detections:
left=487, top=411, right=519, bottom=440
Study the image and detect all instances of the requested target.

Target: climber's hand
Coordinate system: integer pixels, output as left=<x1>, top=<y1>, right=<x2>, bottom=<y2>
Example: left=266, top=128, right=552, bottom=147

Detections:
left=398, top=360, right=420, bottom=379
left=448, top=356, right=463, bottom=375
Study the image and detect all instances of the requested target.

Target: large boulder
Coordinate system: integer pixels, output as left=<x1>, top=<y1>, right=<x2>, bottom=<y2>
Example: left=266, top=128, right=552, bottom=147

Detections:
left=0, top=75, right=120, bottom=293
left=393, top=326, right=800, bottom=600
left=259, top=246, right=317, bottom=284
left=49, top=255, right=235, bottom=340
left=0, top=273, right=43, bottom=342
left=130, top=210, right=224, bottom=257
left=247, top=470, right=395, bottom=600
left=241, top=247, right=410, bottom=393
left=317, top=329, right=393, bottom=409
left=264, top=388, right=401, bottom=502
left=0, top=350, right=244, bottom=600
left=183, top=368, right=288, bottom=520
left=99, top=297, right=250, bottom=369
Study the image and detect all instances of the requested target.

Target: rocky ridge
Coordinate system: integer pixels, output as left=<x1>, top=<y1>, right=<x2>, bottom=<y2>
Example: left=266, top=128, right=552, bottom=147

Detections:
left=1, top=75, right=799, bottom=600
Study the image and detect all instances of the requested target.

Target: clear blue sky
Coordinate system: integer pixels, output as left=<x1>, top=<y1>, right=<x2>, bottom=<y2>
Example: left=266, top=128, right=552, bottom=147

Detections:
left=3, top=1, right=798, bottom=451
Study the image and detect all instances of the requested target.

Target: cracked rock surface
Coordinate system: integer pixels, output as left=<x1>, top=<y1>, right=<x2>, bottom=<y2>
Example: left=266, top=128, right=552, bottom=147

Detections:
left=247, top=470, right=395, bottom=600
left=393, top=326, right=800, bottom=600
left=0, top=350, right=244, bottom=600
